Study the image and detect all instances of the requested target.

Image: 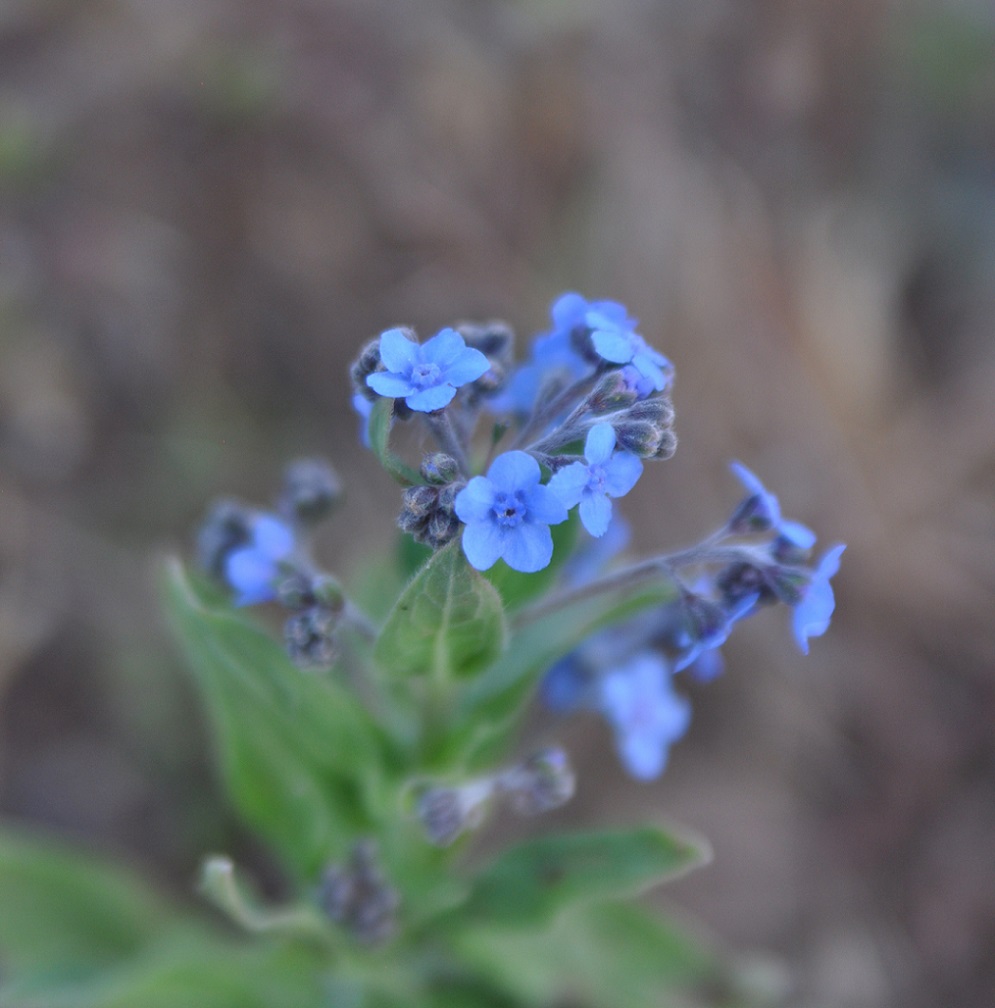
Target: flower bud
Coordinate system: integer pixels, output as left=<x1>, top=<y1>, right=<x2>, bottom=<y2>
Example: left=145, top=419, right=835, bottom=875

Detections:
left=415, top=780, right=493, bottom=846
left=499, top=748, right=576, bottom=816
left=613, top=420, right=664, bottom=457
left=318, top=840, right=399, bottom=945
left=585, top=371, right=640, bottom=414
left=349, top=337, right=383, bottom=402
left=716, top=562, right=777, bottom=608
left=651, top=428, right=678, bottom=460
left=279, top=458, right=341, bottom=524
left=420, top=453, right=460, bottom=486
left=284, top=606, right=338, bottom=669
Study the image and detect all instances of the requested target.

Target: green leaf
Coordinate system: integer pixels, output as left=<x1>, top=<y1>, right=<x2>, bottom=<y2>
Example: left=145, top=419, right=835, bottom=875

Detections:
left=375, top=540, right=507, bottom=682
left=450, top=899, right=717, bottom=1008
left=454, top=577, right=677, bottom=768
left=450, top=825, right=709, bottom=928
left=163, top=558, right=389, bottom=879
left=369, top=398, right=421, bottom=486
left=0, top=827, right=193, bottom=989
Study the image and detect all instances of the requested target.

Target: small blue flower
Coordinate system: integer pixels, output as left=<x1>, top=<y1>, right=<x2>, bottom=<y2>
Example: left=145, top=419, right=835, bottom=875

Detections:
left=454, top=451, right=568, bottom=572
left=598, top=652, right=691, bottom=780
left=366, top=327, right=489, bottom=412
left=224, top=514, right=295, bottom=606
left=548, top=423, right=643, bottom=537
left=728, top=461, right=781, bottom=532
left=672, top=590, right=757, bottom=672
left=793, top=543, right=846, bottom=653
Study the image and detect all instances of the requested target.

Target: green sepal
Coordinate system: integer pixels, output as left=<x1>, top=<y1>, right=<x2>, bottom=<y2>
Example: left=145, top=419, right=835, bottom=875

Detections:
left=163, top=558, right=389, bottom=880
left=369, top=397, right=422, bottom=486
left=375, top=539, right=507, bottom=682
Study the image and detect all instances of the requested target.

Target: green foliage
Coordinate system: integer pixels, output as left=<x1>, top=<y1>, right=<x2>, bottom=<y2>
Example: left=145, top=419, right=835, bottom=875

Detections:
left=375, top=539, right=507, bottom=682
left=448, top=825, right=708, bottom=928
left=163, top=559, right=390, bottom=879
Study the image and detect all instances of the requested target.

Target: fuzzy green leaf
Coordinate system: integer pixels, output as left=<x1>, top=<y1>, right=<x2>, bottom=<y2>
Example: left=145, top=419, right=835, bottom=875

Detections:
left=451, top=826, right=708, bottom=928
left=163, top=558, right=388, bottom=879
left=375, top=539, right=507, bottom=681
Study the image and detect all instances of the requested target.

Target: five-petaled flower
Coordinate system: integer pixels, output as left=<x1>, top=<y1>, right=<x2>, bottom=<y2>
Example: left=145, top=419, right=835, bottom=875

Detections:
left=793, top=543, right=846, bottom=653
left=598, top=651, right=691, bottom=780
left=224, top=514, right=296, bottom=606
left=548, top=423, right=643, bottom=537
left=366, top=327, right=489, bottom=412
left=454, top=451, right=568, bottom=572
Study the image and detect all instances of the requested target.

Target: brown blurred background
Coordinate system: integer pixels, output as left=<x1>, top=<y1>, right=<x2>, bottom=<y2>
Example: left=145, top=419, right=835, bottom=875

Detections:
left=1, top=1, right=994, bottom=1006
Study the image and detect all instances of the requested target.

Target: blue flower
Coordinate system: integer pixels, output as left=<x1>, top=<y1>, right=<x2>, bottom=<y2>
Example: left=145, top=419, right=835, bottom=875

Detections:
left=728, top=461, right=781, bottom=532
left=454, top=451, right=568, bottom=572
left=548, top=423, right=643, bottom=537
left=224, top=514, right=296, bottom=606
left=672, top=590, right=757, bottom=672
left=793, top=543, right=845, bottom=653
left=597, top=652, right=691, bottom=780
left=366, top=327, right=488, bottom=412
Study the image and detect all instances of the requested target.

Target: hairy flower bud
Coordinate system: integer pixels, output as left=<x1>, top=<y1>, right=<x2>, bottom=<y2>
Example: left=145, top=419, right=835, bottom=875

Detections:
left=613, top=420, right=664, bottom=457
left=415, top=781, right=493, bottom=846
left=499, top=748, right=576, bottom=815
left=420, top=453, right=460, bottom=486
left=279, top=458, right=342, bottom=524
left=318, top=841, right=399, bottom=945
left=349, top=337, right=384, bottom=402
left=584, top=371, right=640, bottom=414
left=284, top=606, right=338, bottom=669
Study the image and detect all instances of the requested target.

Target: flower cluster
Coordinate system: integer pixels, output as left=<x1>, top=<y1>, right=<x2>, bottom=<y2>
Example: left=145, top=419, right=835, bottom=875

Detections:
left=351, top=293, right=676, bottom=574
left=196, top=458, right=359, bottom=669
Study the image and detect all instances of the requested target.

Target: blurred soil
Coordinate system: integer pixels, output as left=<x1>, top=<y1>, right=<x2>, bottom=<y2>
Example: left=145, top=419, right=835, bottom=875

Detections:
left=1, top=1, right=994, bottom=1006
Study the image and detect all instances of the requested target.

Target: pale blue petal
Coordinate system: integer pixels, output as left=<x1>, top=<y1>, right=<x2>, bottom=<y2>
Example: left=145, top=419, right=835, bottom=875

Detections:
left=423, top=327, right=464, bottom=365
left=631, top=352, right=668, bottom=391
left=487, top=450, right=540, bottom=492
left=378, top=328, right=419, bottom=373
left=579, top=493, right=612, bottom=537
left=454, top=477, right=495, bottom=523
left=779, top=519, right=817, bottom=550
left=502, top=522, right=553, bottom=572
left=253, top=516, right=295, bottom=559
left=551, top=292, right=587, bottom=330
left=584, top=422, right=616, bottom=465
left=618, top=731, right=667, bottom=780
left=792, top=544, right=845, bottom=653
left=587, top=301, right=630, bottom=326
left=367, top=372, right=415, bottom=398
left=225, top=548, right=277, bottom=606
left=729, top=461, right=765, bottom=496
left=603, top=452, right=643, bottom=497
left=442, top=347, right=490, bottom=386
left=406, top=384, right=457, bottom=412
left=525, top=482, right=570, bottom=525
left=461, top=520, right=506, bottom=571
left=591, top=329, right=634, bottom=364
left=547, top=463, right=589, bottom=509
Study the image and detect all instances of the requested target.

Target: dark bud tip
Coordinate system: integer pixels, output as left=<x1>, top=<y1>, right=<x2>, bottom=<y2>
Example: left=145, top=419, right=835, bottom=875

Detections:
left=196, top=499, right=253, bottom=579
left=284, top=606, right=339, bottom=670
left=420, top=453, right=460, bottom=485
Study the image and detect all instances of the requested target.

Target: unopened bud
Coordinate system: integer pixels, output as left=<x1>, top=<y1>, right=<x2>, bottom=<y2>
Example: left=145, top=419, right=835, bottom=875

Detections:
left=586, top=372, right=640, bottom=414
left=415, top=780, right=493, bottom=847
left=613, top=420, right=664, bottom=457
left=284, top=606, right=338, bottom=669
left=499, top=748, right=576, bottom=816
left=280, top=458, right=341, bottom=524
left=318, top=840, right=399, bottom=945
left=420, top=453, right=460, bottom=486
left=349, top=338, right=383, bottom=402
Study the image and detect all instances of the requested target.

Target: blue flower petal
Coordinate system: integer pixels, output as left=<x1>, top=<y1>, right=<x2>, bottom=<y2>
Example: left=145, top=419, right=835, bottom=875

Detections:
left=603, top=452, right=643, bottom=498
left=584, top=422, right=616, bottom=465
left=778, top=519, right=817, bottom=550
left=547, top=463, right=589, bottom=509
left=378, top=328, right=419, bottom=373
left=792, top=543, right=846, bottom=653
left=502, top=521, right=553, bottom=572
left=406, top=384, right=457, bottom=412
left=551, top=292, right=587, bottom=329
left=631, top=352, right=669, bottom=392
left=442, top=347, right=490, bottom=386
left=579, top=492, right=613, bottom=537
left=591, top=329, right=634, bottom=364
left=225, top=547, right=278, bottom=606
left=487, top=450, right=540, bottom=491
left=461, top=519, right=506, bottom=571
left=253, top=516, right=295, bottom=558
left=367, top=372, right=415, bottom=398
left=454, top=477, right=495, bottom=522
left=524, top=482, right=570, bottom=525
left=423, top=327, right=464, bottom=365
